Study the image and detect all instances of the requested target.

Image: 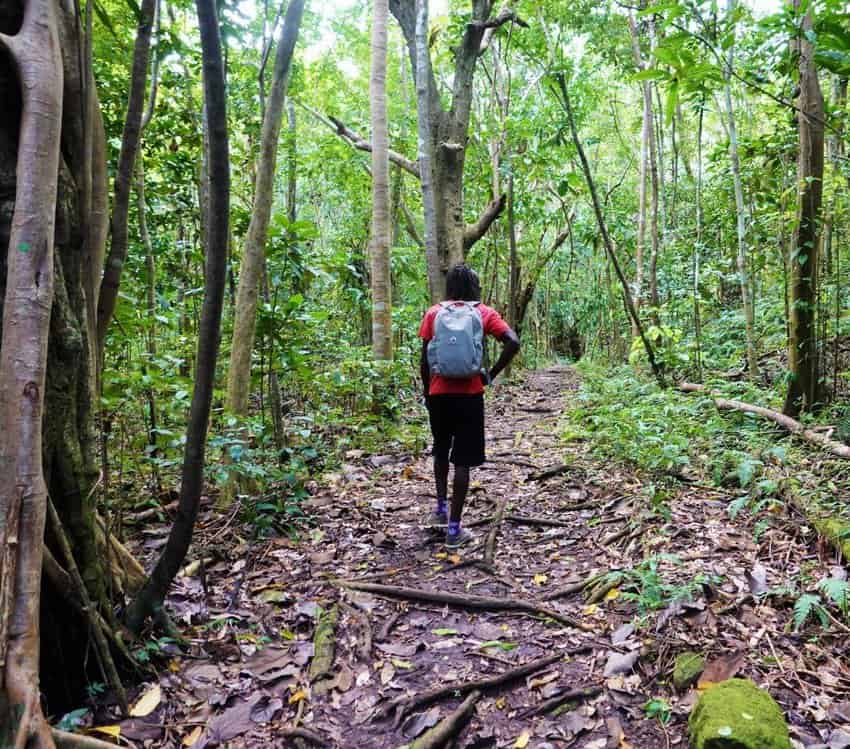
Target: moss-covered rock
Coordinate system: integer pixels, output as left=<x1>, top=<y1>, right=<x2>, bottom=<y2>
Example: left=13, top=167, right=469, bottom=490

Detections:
left=689, top=679, right=792, bottom=749
left=673, top=652, right=705, bottom=691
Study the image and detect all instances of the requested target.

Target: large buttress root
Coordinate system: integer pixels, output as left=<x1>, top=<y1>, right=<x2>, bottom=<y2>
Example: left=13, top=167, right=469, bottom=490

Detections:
left=0, top=0, right=64, bottom=745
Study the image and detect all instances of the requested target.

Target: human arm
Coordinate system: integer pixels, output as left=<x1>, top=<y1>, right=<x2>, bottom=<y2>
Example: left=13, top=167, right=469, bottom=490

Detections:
left=488, top=328, right=520, bottom=383
left=420, top=339, right=430, bottom=397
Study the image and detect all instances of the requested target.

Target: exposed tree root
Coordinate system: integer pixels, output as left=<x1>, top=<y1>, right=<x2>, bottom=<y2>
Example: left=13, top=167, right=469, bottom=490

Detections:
left=542, top=573, right=604, bottom=601
left=519, top=684, right=602, bottom=717
left=506, top=513, right=574, bottom=529
left=678, top=383, right=850, bottom=459
left=47, top=500, right=128, bottom=713
left=379, top=651, right=589, bottom=722
left=409, top=690, right=481, bottom=749
left=279, top=727, right=329, bottom=746
left=584, top=573, right=624, bottom=605
left=484, top=498, right=509, bottom=565
left=339, top=582, right=590, bottom=631
left=526, top=464, right=570, bottom=482
left=51, top=728, right=124, bottom=749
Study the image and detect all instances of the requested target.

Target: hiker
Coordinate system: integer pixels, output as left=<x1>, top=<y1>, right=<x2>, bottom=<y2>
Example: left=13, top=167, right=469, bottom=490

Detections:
left=419, top=263, right=520, bottom=548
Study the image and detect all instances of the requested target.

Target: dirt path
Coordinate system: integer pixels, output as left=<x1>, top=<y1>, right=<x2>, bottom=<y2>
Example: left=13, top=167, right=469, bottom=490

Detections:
left=118, top=367, right=849, bottom=748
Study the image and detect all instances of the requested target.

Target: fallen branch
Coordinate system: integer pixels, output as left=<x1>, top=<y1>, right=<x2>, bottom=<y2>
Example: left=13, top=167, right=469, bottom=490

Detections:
left=408, top=690, right=481, bottom=749
left=679, top=383, right=850, bottom=459
left=338, top=582, right=590, bottom=631
left=519, top=684, right=602, bottom=717
left=377, top=608, right=403, bottom=641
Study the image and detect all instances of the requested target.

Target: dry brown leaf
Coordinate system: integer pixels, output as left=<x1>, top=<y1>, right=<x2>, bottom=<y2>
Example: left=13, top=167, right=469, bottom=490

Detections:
left=698, top=651, right=746, bottom=689
left=182, top=726, right=204, bottom=746
left=129, top=684, right=162, bottom=717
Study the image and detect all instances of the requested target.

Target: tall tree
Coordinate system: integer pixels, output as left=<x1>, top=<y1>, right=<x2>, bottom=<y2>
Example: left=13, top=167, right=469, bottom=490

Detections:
left=0, top=0, right=63, bottom=742
left=722, top=0, right=759, bottom=380
left=784, top=0, right=824, bottom=416
left=94, top=0, right=157, bottom=361
left=370, top=0, right=392, bottom=358
left=126, top=0, right=231, bottom=633
left=226, top=0, right=306, bottom=417
left=390, top=0, right=522, bottom=300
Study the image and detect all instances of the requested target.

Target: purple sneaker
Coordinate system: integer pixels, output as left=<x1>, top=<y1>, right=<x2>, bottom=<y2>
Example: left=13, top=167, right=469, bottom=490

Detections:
left=446, top=527, right=475, bottom=549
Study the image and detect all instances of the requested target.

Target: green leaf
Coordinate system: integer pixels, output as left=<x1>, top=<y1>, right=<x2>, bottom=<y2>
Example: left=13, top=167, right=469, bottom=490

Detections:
left=479, top=640, right=518, bottom=651
left=431, top=628, right=458, bottom=636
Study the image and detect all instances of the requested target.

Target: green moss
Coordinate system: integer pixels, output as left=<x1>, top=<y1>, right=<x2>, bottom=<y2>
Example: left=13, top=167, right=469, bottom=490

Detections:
left=672, top=651, right=704, bottom=691
left=309, top=604, right=339, bottom=692
left=689, top=679, right=792, bottom=749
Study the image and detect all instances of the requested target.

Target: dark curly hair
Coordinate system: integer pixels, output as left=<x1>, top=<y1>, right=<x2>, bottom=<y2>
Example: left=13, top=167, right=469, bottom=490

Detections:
left=445, top=263, right=481, bottom=302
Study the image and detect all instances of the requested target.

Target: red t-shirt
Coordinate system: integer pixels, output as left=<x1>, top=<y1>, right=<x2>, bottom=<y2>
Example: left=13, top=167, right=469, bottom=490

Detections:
left=419, top=301, right=510, bottom=396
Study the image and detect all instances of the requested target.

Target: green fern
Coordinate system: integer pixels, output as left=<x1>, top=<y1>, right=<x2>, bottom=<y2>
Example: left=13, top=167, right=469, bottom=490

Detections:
left=793, top=593, right=828, bottom=630
left=818, top=577, right=849, bottom=615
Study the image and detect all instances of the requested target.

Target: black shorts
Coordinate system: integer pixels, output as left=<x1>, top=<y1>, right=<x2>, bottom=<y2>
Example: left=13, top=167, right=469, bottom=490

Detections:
left=427, top=393, right=485, bottom=467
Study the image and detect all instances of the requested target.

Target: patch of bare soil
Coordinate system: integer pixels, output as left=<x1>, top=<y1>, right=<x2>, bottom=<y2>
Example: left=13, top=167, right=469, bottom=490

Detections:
left=105, top=367, right=850, bottom=748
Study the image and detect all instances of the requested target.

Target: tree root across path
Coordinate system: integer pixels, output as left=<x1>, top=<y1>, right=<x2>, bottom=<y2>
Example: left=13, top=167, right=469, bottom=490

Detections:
left=378, top=648, right=594, bottom=723
left=408, top=690, right=481, bottom=749
left=338, top=581, right=591, bottom=631
left=518, top=685, right=603, bottom=718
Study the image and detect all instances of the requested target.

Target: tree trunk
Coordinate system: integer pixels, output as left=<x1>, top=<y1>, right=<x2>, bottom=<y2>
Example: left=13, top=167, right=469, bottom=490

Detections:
left=125, top=0, right=230, bottom=633
left=0, top=0, right=64, bottom=744
left=94, top=0, right=157, bottom=361
left=413, top=0, right=442, bottom=302
left=391, top=0, right=518, bottom=302
left=784, top=0, right=824, bottom=416
left=723, top=0, right=759, bottom=380
left=226, top=0, right=305, bottom=418
left=370, top=0, right=392, bottom=359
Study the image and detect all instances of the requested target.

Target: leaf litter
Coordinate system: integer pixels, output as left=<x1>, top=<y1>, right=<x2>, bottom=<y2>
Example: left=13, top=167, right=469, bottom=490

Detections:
left=106, top=366, right=849, bottom=748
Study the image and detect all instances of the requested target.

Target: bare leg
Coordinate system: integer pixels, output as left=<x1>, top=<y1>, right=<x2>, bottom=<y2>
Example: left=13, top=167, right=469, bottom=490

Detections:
left=450, top=465, right=470, bottom=524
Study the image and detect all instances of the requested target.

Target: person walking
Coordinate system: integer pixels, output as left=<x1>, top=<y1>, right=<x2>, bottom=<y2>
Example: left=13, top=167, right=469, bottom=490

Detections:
left=419, top=264, right=520, bottom=548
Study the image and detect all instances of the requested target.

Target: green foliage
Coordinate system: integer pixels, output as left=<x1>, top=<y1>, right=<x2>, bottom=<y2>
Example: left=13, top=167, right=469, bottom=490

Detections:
left=617, top=555, right=715, bottom=617
left=644, top=697, right=673, bottom=724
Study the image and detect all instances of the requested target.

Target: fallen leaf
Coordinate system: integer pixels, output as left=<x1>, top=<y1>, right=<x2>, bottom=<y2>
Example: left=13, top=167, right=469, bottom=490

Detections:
left=182, top=726, right=203, bottom=746
left=529, top=671, right=559, bottom=689
left=514, top=730, right=531, bottom=748
left=250, top=697, right=283, bottom=723
left=401, top=707, right=441, bottom=739
left=87, top=725, right=121, bottom=738
left=495, top=697, right=507, bottom=709
left=479, top=640, right=517, bottom=652
left=747, top=563, right=768, bottom=596
left=288, top=689, right=307, bottom=705
left=534, top=573, right=549, bottom=586
left=583, top=604, right=599, bottom=616
left=432, top=628, right=459, bottom=637
left=377, top=642, right=418, bottom=657
left=129, top=684, right=161, bottom=717
left=698, top=652, right=746, bottom=689
left=611, top=623, right=635, bottom=645
left=391, top=658, right=413, bottom=670
left=334, top=666, right=354, bottom=692
left=603, top=651, right=639, bottom=677
left=448, top=554, right=462, bottom=565
left=380, top=661, right=395, bottom=685
left=605, top=587, right=620, bottom=601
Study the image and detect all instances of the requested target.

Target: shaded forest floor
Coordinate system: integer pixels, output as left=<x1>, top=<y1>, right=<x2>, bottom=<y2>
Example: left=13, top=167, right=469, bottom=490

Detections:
left=110, top=366, right=850, bottom=748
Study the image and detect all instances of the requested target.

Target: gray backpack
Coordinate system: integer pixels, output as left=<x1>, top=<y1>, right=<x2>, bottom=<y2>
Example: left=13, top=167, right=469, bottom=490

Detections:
left=428, top=301, right=484, bottom=378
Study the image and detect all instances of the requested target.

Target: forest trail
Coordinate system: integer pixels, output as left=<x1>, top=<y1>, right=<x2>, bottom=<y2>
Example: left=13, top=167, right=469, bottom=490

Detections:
left=131, top=367, right=848, bottom=748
